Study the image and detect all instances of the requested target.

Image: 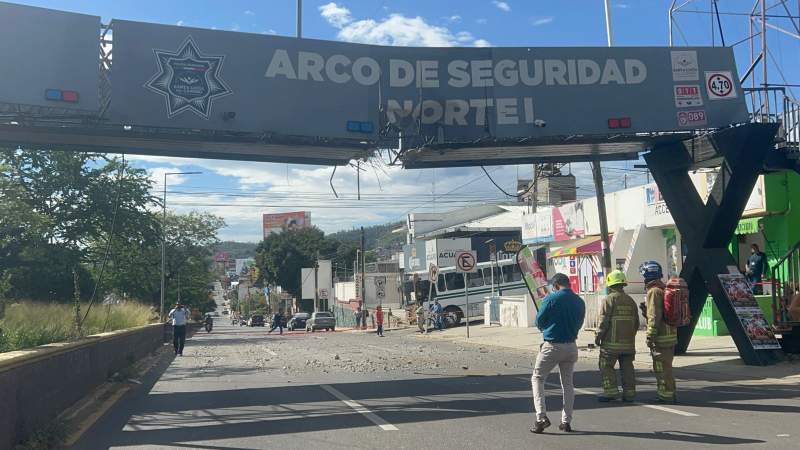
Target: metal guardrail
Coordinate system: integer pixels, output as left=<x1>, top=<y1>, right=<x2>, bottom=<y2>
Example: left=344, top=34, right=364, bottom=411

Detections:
left=744, top=87, right=800, bottom=149
left=771, top=240, right=800, bottom=330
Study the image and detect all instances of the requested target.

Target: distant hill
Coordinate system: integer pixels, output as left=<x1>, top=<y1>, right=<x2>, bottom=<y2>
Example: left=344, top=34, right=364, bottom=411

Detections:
left=327, top=221, right=405, bottom=258
left=213, top=241, right=259, bottom=259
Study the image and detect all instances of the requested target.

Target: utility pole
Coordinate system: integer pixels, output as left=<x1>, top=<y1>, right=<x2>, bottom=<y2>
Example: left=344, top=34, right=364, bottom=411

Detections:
left=360, top=226, right=366, bottom=309
left=594, top=1, right=615, bottom=283
left=592, top=162, right=614, bottom=281
left=296, top=0, right=302, bottom=38
left=314, top=251, right=319, bottom=312
left=160, top=171, right=201, bottom=320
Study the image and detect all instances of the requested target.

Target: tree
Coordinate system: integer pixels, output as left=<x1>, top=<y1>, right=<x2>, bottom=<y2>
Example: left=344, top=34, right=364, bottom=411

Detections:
left=0, top=150, right=158, bottom=301
left=0, top=148, right=224, bottom=314
left=255, top=227, right=369, bottom=296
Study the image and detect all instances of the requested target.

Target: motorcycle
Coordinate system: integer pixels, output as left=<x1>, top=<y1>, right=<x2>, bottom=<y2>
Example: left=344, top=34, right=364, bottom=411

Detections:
left=204, top=320, right=213, bottom=333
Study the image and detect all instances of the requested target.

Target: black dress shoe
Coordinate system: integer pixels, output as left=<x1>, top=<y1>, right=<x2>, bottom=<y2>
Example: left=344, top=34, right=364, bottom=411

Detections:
left=530, top=417, right=551, bottom=434
left=559, top=422, right=573, bottom=432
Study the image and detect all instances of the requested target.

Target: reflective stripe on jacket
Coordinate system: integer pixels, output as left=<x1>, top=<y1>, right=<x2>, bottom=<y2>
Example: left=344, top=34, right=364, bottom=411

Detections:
left=596, top=289, right=639, bottom=353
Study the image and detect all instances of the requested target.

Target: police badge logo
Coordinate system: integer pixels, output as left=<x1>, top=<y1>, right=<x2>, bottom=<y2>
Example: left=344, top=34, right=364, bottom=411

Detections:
left=145, top=37, right=231, bottom=119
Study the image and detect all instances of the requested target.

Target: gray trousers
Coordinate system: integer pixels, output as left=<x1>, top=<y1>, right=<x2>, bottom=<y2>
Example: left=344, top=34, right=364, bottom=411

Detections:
left=531, top=341, right=578, bottom=424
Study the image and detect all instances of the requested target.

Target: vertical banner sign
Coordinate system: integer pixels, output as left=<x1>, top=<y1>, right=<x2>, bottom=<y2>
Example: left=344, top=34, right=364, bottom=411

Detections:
left=717, top=273, right=781, bottom=350
left=516, top=247, right=548, bottom=312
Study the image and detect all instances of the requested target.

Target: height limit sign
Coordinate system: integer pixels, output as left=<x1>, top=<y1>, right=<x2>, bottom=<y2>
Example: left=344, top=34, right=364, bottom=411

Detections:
left=705, top=71, right=736, bottom=100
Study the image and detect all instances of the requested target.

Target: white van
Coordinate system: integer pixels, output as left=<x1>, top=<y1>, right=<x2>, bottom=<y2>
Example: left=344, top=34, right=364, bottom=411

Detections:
left=414, top=259, right=528, bottom=326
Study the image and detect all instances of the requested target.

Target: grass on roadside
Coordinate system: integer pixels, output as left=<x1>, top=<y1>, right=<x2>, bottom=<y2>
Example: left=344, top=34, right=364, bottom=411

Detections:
left=0, top=301, right=157, bottom=353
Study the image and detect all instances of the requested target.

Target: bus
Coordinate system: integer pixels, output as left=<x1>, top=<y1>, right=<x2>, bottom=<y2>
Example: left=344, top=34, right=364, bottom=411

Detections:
left=412, top=258, right=528, bottom=326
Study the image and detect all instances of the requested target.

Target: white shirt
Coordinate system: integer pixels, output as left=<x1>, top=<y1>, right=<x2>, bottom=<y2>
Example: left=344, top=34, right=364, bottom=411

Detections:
left=169, top=308, right=189, bottom=326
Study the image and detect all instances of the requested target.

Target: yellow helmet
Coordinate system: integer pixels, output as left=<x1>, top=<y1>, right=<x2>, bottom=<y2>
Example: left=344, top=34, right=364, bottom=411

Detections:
left=606, top=270, right=627, bottom=288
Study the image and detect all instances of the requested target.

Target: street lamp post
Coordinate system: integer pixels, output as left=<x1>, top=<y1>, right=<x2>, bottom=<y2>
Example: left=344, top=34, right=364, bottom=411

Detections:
left=160, top=171, right=202, bottom=321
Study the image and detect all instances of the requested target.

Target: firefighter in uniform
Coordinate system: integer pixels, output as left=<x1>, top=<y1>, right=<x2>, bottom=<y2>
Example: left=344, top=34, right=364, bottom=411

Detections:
left=595, top=270, right=639, bottom=402
left=640, top=261, right=678, bottom=404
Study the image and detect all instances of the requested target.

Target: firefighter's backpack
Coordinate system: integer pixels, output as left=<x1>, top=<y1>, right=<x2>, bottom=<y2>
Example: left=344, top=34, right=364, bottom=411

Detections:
left=664, top=277, right=691, bottom=327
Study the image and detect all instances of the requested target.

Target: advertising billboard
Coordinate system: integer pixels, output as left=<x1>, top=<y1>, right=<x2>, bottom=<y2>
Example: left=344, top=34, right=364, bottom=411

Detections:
left=109, top=19, right=748, bottom=144
left=263, top=211, right=311, bottom=238
left=0, top=2, right=100, bottom=112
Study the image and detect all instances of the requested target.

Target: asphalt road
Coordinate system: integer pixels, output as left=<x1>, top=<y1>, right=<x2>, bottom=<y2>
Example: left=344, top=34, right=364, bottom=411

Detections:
left=71, top=320, right=799, bottom=450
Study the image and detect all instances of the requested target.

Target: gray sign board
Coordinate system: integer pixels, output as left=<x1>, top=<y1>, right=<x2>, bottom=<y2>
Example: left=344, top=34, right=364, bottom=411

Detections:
left=0, top=2, right=100, bottom=112
left=110, top=19, right=748, bottom=143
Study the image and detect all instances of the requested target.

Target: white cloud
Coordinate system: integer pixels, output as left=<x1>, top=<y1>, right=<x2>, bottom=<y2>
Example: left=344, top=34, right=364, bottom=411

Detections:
left=614, top=3, right=630, bottom=8
left=319, top=2, right=353, bottom=28
left=263, top=29, right=277, bottom=35
left=319, top=2, right=488, bottom=47
left=476, top=18, right=488, bottom=24
left=244, top=10, right=255, bottom=16
left=231, top=24, right=241, bottom=31
left=532, top=16, right=554, bottom=26
left=128, top=153, right=649, bottom=242
left=493, top=1, right=511, bottom=12
left=444, top=15, right=462, bottom=23
left=176, top=20, right=185, bottom=26
left=473, top=39, right=491, bottom=47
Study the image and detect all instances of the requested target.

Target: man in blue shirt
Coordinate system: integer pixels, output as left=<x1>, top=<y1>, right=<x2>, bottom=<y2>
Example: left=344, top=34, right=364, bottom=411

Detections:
left=530, top=273, right=586, bottom=434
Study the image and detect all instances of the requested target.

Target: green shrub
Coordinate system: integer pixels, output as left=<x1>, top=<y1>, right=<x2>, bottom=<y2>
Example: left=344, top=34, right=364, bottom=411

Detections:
left=0, top=301, right=157, bottom=353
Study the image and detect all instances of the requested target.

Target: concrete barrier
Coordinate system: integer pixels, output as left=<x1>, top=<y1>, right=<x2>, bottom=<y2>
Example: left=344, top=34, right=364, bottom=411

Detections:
left=0, top=323, right=169, bottom=450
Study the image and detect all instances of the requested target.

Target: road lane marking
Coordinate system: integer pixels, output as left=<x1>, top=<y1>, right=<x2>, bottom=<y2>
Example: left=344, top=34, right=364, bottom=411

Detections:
left=543, top=381, right=698, bottom=417
left=320, top=384, right=398, bottom=431
left=640, top=403, right=698, bottom=416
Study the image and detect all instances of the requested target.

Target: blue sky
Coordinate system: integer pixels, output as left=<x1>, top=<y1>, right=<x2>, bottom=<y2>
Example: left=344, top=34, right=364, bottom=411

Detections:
left=14, top=1, right=800, bottom=241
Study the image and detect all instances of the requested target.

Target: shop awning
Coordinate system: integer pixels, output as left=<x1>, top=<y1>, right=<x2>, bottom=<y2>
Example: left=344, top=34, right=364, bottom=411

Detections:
left=549, top=236, right=604, bottom=258
left=735, top=217, right=761, bottom=235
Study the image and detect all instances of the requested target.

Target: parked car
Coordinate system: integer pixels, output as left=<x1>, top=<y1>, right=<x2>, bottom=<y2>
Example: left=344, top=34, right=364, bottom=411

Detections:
left=306, top=311, right=336, bottom=332
left=286, top=312, right=310, bottom=331
left=248, top=315, right=265, bottom=327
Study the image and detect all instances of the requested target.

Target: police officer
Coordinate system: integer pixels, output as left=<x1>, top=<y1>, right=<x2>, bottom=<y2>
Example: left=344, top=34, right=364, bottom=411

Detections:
left=640, top=261, right=677, bottom=404
left=595, top=270, right=639, bottom=402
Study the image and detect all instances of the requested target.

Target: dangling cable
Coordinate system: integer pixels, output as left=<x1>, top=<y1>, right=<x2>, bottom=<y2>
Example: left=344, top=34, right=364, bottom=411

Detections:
left=83, top=153, right=125, bottom=326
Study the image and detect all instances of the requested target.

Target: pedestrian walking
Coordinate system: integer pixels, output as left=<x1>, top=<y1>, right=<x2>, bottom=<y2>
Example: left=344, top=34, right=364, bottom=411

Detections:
left=362, top=308, right=369, bottom=330
left=268, top=311, right=283, bottom=334
left=415, top=303, right=426, bottom=333
left=595, top=270, right=639, bottom=402
left=354, top=307, right=362, bottom=329
left=168, top=302, right=190, bottom=356
left=640, top=261, right=678, bottom=404
left=530, top=273, right=585, bottom=434
left=746, top=244, right=768, bottom=294
left=376, top=305, right=384, bottom=337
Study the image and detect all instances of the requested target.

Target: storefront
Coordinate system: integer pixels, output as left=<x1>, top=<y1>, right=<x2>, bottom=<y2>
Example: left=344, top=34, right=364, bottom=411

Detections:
left=548, top=236, right=604, bottom=294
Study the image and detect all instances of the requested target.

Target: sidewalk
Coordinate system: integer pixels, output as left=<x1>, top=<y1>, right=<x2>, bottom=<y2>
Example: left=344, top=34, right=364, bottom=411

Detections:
left=416, top=324, right=800, bottom=385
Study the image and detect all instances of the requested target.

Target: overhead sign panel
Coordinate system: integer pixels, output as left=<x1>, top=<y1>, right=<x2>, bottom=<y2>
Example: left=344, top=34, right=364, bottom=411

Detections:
left=0, top=2, right=100, bottom=112
left=110, top=19, right=748, bottom=145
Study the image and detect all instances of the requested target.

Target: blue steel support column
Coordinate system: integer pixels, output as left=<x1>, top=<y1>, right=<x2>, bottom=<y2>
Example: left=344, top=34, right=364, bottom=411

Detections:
left=644, top=123, right=782, bottom=366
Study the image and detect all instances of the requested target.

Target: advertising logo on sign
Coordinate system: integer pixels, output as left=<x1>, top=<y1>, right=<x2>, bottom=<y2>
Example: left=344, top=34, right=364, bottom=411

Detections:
left=673, top=85, right=703, bottom=108
left=670, top=50, right=699, bottom=81
left=705, top=71, right=737, bottom=100
left=677, top=109, right=707, bottom=127
left=552, top=202, right=586, bottom=242
left=145, top=37, right=232, bottom=119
